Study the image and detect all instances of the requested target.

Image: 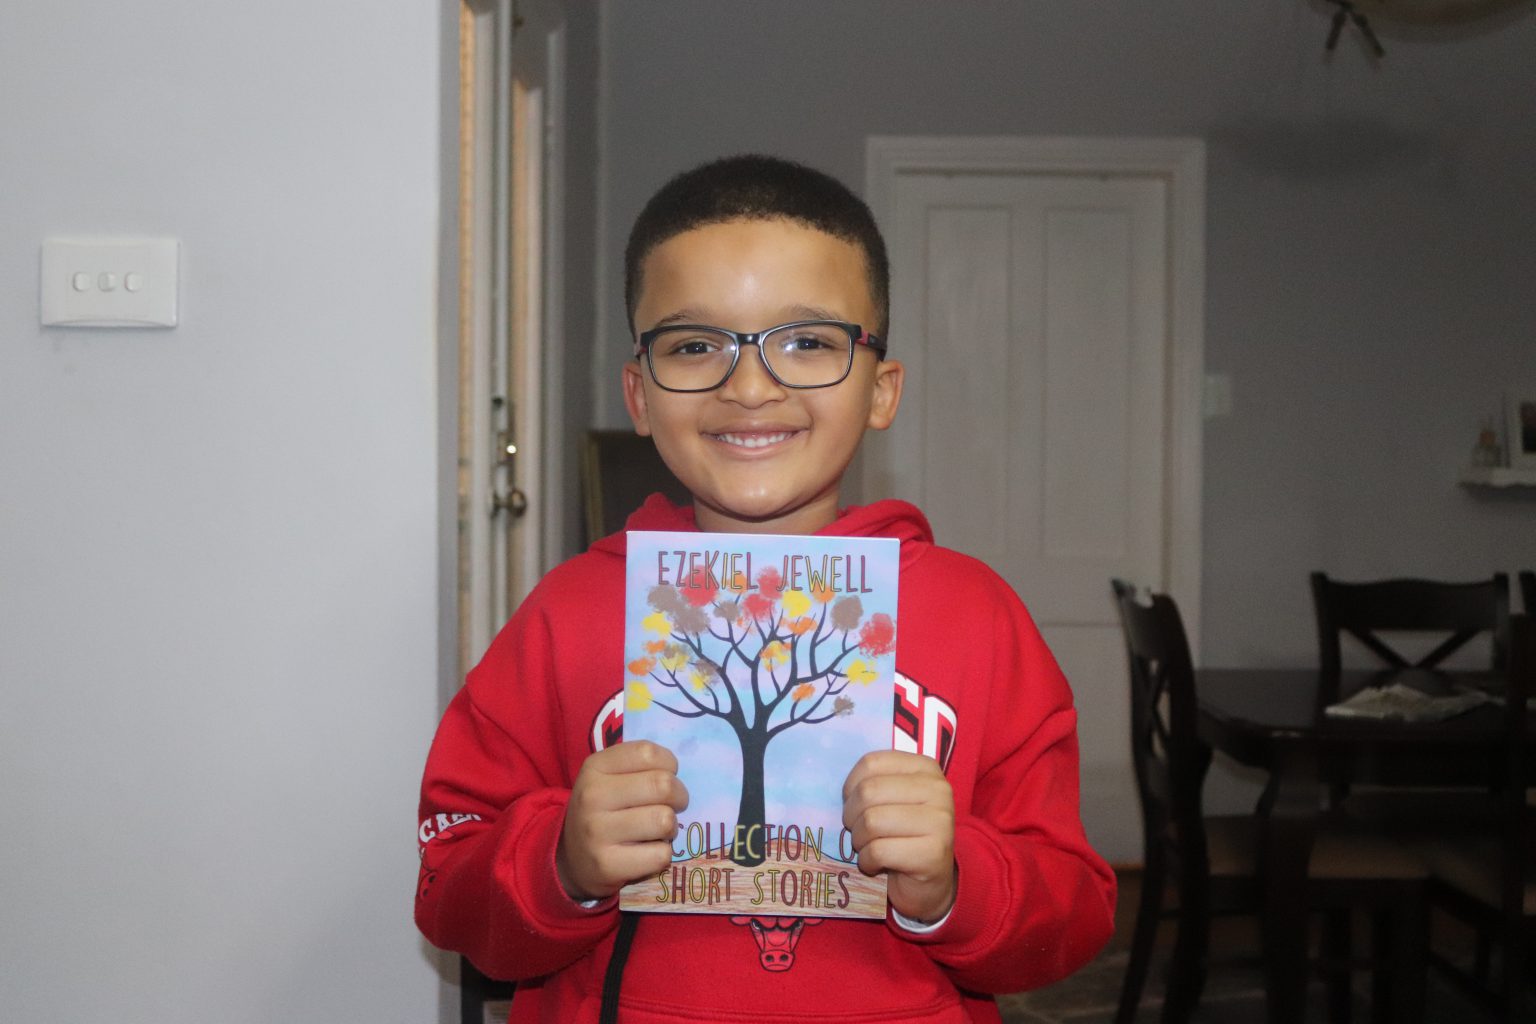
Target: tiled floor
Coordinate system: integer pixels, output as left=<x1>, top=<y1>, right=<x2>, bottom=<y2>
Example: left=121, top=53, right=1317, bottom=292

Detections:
left=995, top=871, right=1506, bottom=1024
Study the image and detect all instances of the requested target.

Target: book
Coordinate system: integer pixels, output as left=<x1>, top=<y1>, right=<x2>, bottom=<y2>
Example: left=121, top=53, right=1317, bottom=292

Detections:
left=619, top=530, right=900, bottom=919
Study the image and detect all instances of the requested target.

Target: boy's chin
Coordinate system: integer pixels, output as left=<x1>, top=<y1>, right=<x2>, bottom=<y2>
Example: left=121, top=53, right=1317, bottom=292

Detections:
left=693, top=492, right=840, bottom=534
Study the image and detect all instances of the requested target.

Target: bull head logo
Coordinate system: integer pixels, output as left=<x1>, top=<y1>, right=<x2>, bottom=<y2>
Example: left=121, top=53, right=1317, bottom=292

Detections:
left=729, top=916, right=823, bottom=972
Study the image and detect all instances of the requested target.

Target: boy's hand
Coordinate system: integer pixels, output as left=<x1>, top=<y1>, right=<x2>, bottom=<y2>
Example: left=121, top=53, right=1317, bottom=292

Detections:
left=842, top=750, right=956, bottom=925
left=556, top=740, right=689, bottom=902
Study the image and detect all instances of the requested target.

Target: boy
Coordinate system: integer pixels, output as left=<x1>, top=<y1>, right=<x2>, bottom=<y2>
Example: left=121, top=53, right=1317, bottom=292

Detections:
left=416, top=155, right=1115, bottom=1023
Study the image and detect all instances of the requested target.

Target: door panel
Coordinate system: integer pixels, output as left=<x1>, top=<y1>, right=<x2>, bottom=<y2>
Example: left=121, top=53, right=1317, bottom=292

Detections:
left=865, top=166, right=1178, bottom=864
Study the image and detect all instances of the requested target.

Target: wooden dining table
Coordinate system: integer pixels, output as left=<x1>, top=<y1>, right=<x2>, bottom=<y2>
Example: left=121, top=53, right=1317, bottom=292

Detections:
left=1194, top=666, right=1526, bottom=1024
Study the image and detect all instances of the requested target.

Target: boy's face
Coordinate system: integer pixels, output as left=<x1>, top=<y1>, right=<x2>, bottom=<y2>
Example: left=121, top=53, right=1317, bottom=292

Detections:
left=623, top=217, right=903, bottom=535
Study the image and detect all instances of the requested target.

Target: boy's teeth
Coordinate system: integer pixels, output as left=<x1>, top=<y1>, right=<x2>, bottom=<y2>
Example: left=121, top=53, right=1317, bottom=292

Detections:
left=717, top=431, right=792, bottom=449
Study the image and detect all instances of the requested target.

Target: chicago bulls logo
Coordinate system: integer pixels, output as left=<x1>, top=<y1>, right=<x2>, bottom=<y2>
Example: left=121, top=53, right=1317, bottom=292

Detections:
left=729, top=915, right=823, bottom=972
left=416, top=814, right=481, bottom=903
left=892, top=672, right=957, bottom=771
left=591, top=690, right=623, bottom=752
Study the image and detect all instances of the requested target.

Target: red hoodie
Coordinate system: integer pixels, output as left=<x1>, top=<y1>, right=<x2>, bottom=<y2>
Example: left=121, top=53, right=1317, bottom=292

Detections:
left=416, top=496, right=1115, bottom=1023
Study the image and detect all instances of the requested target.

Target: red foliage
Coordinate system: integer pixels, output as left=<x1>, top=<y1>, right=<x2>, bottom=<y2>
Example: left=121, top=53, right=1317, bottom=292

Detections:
left=857, top=613, right=896, bottom=657
left=742, top=592, right=775, bottom=621
left=755, top=567, right=784, bottom=600
left=680, top=575, right=718, bottom=607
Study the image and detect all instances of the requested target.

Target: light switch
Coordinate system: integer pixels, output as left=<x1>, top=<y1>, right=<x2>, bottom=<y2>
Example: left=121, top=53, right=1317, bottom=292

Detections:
left=41, top=238, right=179, bottom=328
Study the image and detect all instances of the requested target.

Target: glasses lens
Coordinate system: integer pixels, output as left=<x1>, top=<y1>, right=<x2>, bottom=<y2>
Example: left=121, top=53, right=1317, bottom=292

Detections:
left=762, top=323, right=855, bottom=387
left=647, top=328, right=737, bottom=391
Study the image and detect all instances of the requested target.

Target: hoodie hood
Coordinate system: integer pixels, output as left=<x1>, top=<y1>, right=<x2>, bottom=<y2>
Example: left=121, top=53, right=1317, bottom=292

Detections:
left=590, top=492, right=934, bottom=568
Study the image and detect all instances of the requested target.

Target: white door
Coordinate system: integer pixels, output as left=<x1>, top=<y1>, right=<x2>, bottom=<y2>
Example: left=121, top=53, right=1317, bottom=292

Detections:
left=863, top=137, right=1205, bottom=864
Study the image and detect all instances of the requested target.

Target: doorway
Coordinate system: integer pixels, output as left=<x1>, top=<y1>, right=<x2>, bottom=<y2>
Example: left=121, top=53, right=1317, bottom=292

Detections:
left=456, top=0, right=567, bottom=673
left=862, top=136, right=1205, bottom=863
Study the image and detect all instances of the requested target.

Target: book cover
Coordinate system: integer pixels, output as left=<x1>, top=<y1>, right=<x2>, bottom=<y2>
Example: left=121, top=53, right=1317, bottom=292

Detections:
left=619, top=530, right=900, bottom=919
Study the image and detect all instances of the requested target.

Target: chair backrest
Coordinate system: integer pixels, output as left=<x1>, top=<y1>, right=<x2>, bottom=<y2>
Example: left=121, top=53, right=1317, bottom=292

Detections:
left=1519, top=571, right=1536, bottom=617
left=1111, top=580, right=1212, bottom=862
left=579, top=430, right=691, bottom=545
left=1309, top=572, right=1511, bottom=688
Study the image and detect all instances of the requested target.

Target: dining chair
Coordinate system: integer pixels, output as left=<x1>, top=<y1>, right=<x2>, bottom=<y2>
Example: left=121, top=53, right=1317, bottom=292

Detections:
left=1520, top=570, right=1536, bottom=616
left=1309, top=572, right=1511, bottom=704
left=1406, top=613, right=1535, bottom=1018
left=1311, top=572, right=1512, bottom=817
left=1111, top=579, right=1428, bottom=1024
left=580, top=429, right=690, bottom=546
left=459, top=956, right=514, bottom=1023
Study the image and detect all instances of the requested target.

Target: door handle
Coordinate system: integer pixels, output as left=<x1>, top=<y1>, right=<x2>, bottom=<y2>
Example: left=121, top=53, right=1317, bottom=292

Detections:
left=492, top=487, right=529, bottom=518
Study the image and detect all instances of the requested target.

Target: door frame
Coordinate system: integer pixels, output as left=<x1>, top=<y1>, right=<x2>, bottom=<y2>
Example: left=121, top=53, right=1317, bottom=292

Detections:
left=864, top=135, right=1205, bottom=652
left=454, top=0, right=568, bottom=678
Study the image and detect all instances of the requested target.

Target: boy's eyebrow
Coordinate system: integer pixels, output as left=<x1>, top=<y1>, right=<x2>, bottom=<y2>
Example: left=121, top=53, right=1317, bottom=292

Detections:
left=647, top=304, right=849, bottom=331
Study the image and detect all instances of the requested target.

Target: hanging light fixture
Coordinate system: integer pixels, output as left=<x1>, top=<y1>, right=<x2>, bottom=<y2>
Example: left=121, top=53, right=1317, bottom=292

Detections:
left=1319, top=0, right=1534, bottom=56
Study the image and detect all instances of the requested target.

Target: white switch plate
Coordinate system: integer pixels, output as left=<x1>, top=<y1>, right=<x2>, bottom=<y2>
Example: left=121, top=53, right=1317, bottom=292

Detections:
left=41, top=238, right=179, bottom=328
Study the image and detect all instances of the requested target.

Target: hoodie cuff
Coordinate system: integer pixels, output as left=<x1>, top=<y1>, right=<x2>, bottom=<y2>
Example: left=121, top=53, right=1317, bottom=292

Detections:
left=891, top=819, right=1006, bottom=952
left=494, top=790, right=619, bottom=938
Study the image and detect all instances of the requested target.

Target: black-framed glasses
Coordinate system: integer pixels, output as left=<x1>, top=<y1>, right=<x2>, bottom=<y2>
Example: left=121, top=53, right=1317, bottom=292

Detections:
left=634, top=320, right=885, bottom=393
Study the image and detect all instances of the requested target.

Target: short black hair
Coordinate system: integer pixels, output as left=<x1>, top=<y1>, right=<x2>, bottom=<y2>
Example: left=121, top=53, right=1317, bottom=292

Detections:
left=624, top=154, right=890, bottom=340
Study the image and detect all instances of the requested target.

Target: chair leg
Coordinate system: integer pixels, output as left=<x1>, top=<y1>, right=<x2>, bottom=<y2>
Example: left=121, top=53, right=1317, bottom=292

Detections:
left=1160, top=878, right=1209, bottom=1024
left=1381, top=897, right=1426, bottom=1024
left=1116, top=854, right=1167, bottom=1024
left=1497, top=919, right=1529, bottom=1021
left=1323, top=909, right=1353, bottom=1024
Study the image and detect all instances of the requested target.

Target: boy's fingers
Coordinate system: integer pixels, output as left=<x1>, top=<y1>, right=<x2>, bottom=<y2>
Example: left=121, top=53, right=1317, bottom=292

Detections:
left=576, top=768, right=689, bottom=814
left=842, top=749, right=942, bottom=800
left=854, top=833, right=953, bottom=880
left=597, top=739, right=679, bottom=776
left=846, top=802, right=953, bottom=850
left=599, top=804, right=682, bottom=845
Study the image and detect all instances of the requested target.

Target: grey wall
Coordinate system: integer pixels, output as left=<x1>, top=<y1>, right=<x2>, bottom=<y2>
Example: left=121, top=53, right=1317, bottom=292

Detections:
left=591, top=0, right=1536, bottom=663
left=1, top=1, right=444, bottom=1018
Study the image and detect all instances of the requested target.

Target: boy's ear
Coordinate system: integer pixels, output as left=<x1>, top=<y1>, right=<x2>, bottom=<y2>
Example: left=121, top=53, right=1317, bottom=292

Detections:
left=866, top=358, right=904, bottom=431
left=622, top=361, right=654, bottom=436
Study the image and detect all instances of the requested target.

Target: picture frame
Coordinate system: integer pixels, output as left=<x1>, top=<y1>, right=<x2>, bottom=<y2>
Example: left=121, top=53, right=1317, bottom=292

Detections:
left=1506, top=392, right=1536, bottom=469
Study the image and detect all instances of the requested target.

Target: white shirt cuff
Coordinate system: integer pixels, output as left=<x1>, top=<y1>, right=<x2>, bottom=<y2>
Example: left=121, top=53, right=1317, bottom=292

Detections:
left=891, top=904, right=953, bottom=934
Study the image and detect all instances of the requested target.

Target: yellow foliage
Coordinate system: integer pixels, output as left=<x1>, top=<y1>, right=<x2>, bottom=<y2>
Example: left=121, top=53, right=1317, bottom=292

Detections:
left=844, top=659, right=877, bottom=686
left=627, top=681, right=653, bottom=711
left=781, top=589, right=811, bottom=618
left=642, top=611, right=672, bottom=637
left=761, top=640, right=788, bottom=667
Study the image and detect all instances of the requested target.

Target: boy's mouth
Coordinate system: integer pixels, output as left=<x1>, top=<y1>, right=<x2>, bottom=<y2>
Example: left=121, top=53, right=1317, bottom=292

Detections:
left=710, top=430, right=799, bottom=450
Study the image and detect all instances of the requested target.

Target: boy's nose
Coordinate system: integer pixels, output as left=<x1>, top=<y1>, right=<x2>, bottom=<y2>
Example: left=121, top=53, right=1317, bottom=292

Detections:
left=719, top=343, right=785, bottom=405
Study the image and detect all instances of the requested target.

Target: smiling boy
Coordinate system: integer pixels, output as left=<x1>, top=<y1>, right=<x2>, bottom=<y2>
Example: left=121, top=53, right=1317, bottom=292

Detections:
left=416, top=155, right=1115, bottom=1023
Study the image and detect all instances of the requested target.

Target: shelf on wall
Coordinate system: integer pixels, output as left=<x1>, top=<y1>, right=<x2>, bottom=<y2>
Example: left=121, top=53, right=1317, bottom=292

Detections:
left=1458, top=466, right=1536, bottom=488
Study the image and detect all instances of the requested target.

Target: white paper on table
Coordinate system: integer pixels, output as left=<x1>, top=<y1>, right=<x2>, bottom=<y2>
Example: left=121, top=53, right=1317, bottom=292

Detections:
left=1324, top=682, right=1491, bottom=723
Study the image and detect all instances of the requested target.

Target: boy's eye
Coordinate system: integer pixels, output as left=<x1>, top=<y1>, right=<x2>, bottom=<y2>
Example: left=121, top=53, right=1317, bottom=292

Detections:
left=771, top=327, right=850, bottom=357
left=656, top=332, right=727, bottom=358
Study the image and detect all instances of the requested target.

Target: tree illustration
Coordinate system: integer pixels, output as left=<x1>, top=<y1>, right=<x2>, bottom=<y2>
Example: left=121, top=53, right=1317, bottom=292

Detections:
left=625, top=565, right=896, bottom=867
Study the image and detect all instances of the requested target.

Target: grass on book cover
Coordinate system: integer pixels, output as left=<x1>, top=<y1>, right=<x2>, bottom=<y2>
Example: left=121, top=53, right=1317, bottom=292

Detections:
left=620, top=530, right=899, bottom=919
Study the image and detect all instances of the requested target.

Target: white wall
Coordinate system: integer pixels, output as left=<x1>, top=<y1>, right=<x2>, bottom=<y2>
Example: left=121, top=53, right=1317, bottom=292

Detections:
left=1, top=2, right=444, bottom=1020
left=591, top=1, right=1536, bottom=856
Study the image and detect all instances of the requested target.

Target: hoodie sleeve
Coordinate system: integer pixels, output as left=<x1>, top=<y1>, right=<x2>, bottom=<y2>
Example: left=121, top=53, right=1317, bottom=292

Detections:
left=893, top=567, right=1117, bottom=993
left=414, top=595, right=618, bottom=981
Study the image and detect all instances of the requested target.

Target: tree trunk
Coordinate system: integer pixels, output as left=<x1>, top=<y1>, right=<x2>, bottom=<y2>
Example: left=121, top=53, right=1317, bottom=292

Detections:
left=732, top=730, right=769, bottom=867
